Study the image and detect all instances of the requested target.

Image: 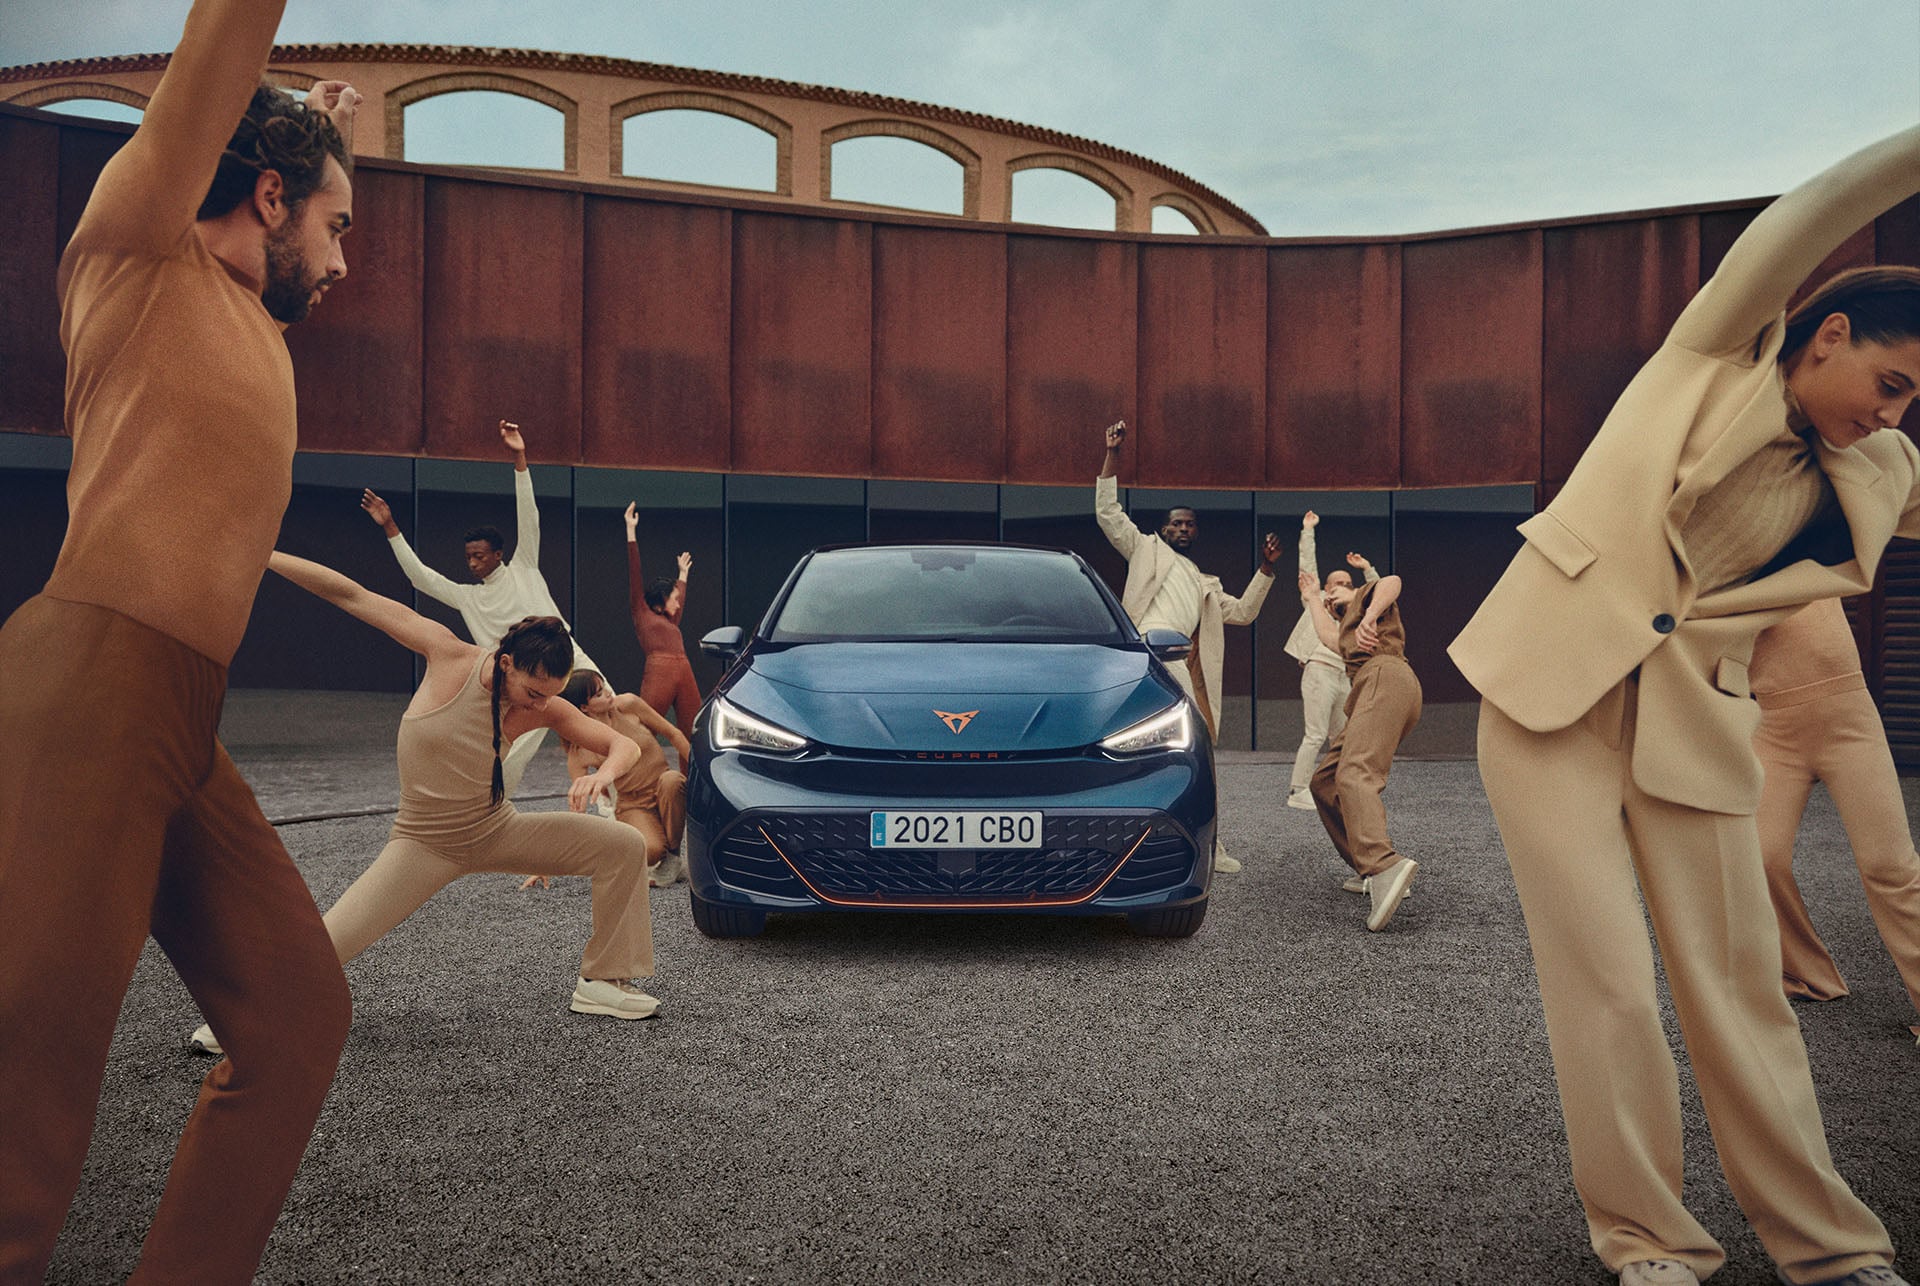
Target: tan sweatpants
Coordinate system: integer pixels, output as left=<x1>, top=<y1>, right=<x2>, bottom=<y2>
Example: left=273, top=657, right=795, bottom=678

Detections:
left=1289, top=659, right=1350, bottom=795
left=1310, top=654, right=1421, bottom=877
left=1478, top=682, right=1893, bottom=1284
left=1754, top=676, right=1920, bottom=1028
left=325, top=807, right=654, bottom=979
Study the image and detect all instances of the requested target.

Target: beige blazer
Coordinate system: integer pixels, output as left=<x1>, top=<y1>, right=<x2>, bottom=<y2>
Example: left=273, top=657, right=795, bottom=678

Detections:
left=1095, top=475, right=1273, bottom=734
left=1450, top=123, right=1920, bottom=816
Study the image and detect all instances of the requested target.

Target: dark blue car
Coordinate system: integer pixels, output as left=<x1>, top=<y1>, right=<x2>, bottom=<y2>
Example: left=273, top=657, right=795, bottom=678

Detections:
left=684, top=544, right=1216, bottom=939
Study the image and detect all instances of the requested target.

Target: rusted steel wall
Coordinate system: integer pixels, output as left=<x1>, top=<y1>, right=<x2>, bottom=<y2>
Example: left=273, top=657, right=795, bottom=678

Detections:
left=5, top=103, right=1918, bottom=489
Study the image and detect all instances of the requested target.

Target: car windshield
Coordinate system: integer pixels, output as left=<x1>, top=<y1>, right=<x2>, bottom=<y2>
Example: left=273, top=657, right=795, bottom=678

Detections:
left=767, top=547, right=1128, bottom=644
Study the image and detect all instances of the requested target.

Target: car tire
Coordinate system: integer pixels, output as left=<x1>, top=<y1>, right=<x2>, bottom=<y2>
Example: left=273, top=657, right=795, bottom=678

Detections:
left=1126, top=900, right=1207, bottom=938
left=690, top=894, right=768, bottom=939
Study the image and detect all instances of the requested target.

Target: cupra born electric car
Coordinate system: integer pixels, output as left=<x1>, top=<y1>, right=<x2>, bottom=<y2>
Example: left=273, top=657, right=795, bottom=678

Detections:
left=683, top=544, right=1216, bottom=938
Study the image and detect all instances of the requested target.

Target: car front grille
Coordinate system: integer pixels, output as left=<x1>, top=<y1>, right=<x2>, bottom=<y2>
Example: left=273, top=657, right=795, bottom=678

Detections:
left=711, top=812, right=1194, bottom=906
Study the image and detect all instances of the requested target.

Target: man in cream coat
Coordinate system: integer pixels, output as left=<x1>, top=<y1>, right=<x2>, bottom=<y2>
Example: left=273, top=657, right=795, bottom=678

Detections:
left=1096, top=420, right=1281, bottom=873
left=1451, top=123, right=1920, bottom=1286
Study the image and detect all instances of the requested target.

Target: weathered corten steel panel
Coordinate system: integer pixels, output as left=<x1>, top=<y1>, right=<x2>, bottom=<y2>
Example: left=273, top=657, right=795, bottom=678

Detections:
left=583, top=197, right=732, bottom=471
left=1266, top=242, right=1400, bottom=490
left=285, top=167, right=426, bottom=456
left=1005, top=234, right=1136, bottom=485
left=1137, top=242, right=1267, bottom=488
left=730, top=211, right=871, bottom=477
left=54, top=121, right=124, bottom=250
left=0, top=115, right=63, bottom=436
left=871, top=224, right=1007, bottom=482
left=422, top=178, right=583, bottom=461
left=1401, top=230, right=1542, bottom=487
left=1541, top=216, right=1698, bottom=486
left=1698, top=206, right=1761, bottom=281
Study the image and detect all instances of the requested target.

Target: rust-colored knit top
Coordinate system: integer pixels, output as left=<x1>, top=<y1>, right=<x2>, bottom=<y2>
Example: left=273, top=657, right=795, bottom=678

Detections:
left=627, top=542, right=688, bottom=659
left=44, top=1, right=300, bottom=665
left=1337, top=580, right=1407, bottom=679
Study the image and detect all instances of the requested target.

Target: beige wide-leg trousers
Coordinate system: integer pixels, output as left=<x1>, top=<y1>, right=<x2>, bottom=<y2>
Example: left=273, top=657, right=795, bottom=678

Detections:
left=1289, top=659, right=1351, bottom=795
left=1478, top=680, right=1893, bottom=1284
left=1754, top=676, right=1920, bottom=1030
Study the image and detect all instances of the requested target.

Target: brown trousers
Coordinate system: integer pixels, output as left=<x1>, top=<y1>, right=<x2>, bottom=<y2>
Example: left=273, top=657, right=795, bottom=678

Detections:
left=1755, top=676, right=1920, bottom=1029
left=1478, top=681, right=1892, bottom=1283
left=0, top=596, right=350, bottom=1284
left=1310, top=654, right=1422, bottom=877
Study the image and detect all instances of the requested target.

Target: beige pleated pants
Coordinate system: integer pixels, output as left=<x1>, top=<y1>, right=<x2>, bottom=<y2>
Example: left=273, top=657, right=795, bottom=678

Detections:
left=1477, top=679, right=1893, bottom=1284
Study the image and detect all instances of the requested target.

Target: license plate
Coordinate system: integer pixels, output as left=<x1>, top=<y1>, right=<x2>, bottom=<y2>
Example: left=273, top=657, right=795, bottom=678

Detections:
left=870, top=811, right=1042, bottom=849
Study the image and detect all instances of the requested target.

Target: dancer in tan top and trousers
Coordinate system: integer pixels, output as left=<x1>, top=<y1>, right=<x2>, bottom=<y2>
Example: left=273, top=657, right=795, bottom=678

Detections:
left=191, top=552, right=660, bottom=1059
left=1751, top=598, right=1920, bottom=1039
left=0, top=0, right=362, bottom=1275
left=554, top=670, right=692, bottom=888
left=1298, top=570, right=1422, bottom=931
left=1452, top=123, right=1920, bottom=1286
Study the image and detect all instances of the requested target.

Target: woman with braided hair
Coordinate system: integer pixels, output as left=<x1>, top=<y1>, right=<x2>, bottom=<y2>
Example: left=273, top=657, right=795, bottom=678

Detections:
left=191, top=552, right=660, bottom=1056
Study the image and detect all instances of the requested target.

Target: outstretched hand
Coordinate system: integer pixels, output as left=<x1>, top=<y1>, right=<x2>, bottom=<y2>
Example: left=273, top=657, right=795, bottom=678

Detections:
left=624, top=502, right=639, bottom=537
left=1302, top=510, right=1319, bottom=529
left=1346, top=552, right=1370, bottom=570
left=1297, top=569, right=1319, bottom=600
left=1259, top=532, right=1281, bottom=568
left=499, top=419, right=525, bottom=454
left=677, top=551, right=693, bottom=577
left=360, top=489, right=392, bottom=528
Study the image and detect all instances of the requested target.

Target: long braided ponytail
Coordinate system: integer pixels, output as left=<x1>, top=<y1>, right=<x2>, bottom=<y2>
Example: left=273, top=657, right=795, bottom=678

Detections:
left=489, top=616, right=577, bottom=807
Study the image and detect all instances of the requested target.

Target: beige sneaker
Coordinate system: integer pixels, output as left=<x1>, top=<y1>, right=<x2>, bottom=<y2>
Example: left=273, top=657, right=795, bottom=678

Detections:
left=1342, top=873, right=1368, bottom=894
left=1212, top=840, right=1241, bottom=874
left=1285, top=789, right=1317, bottom=812
left=650, top=852, right=686, bottom=887
left=187, top=1023, right=224, bottom=1057
left=1620, top=1261, right=1699, bottom=1286
left=570, top=977, right=660, bottom=1020
left=1365, top=857, right=1418, bottom=931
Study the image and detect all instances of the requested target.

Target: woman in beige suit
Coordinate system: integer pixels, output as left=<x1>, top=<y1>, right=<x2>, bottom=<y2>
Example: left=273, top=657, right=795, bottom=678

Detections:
left=1451, top=123, right=1920, bottom=1286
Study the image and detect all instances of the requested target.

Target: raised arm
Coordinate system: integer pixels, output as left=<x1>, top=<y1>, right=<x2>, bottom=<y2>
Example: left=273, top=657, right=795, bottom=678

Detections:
left=1670, top=123, right=1920, bottom=355
left=1297, top=512, right=1320, bottom=580
left=1347, top=551, right=1381, bottom=585
left=363, top=489, right=467, bottom=607
left=503, top=421, right=539, bottom=565
left=1356, top=575, right=1403, bottom=653
left=1221, top=532, right=1282, bottom=625
left=665, top=552, right=691, bottom=623
left=615, top=693, right=693, bottom=764
left=1094, top=420, right=1141, bottom=559
left=74, top=0, right=290, bottom=256
left=1299, top=571, right=1342, bottom=652
left=625, top=508, right=648, bottom=639
left=269, top=551, right=466, bottom=661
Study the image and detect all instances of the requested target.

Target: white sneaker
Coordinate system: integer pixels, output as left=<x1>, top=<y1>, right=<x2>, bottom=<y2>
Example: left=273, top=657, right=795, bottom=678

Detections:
left=187, top=1023, right=224, bottom=1057
left=569, top=977, right=660, bottom=1020
left=1365, top=857, right=1418, bottom=932
left=1620, top=1261, right=1700, bottom=1286
left=1285, top=789, right=1317, bottom=812
left=1342, top=873, right=1368, bottom=894
left=650, top=852, right=686, bottom=887
left=1212, top=840, right=1241, bottom=874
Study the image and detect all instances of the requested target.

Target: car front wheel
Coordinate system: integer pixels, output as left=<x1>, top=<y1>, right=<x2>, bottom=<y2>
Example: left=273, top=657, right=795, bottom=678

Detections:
left=1126, top=900, right=1207, bottom=938
left=691, top=894, right=768, bottom=939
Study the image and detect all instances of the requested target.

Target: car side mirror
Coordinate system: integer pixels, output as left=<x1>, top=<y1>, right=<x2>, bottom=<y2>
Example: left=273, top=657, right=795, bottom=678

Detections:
left=1143, top=628, right=1191, bottom=662
left=700, top=625, right=748, bottom=662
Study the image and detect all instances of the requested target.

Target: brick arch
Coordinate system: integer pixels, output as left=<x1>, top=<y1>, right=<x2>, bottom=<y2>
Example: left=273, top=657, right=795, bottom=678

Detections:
left=386, top=71, right=577, bottom=173
left=1007, top=152, right=1132, bottom=231
left=1148, top=191, right=1217, bottom=235
left=822, top=119, right=981, bottom=219
left=610, top=90, right=792, bottom=195
left=263, top=69, right=319, bottom=92
left=6, top=81, right=148, bottom=111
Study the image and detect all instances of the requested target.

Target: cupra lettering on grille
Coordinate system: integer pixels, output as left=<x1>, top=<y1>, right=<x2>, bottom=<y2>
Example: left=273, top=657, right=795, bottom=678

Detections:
left=933, top=709, right=979, bottom=734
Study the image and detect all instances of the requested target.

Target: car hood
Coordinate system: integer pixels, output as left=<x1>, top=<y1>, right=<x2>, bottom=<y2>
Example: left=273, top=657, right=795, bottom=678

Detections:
left=727, top=643, right=1179, bottom=752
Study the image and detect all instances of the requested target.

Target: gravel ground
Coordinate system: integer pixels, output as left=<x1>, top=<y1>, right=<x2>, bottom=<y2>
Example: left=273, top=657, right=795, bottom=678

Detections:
left=43, top=692, right=1920, bottom=1284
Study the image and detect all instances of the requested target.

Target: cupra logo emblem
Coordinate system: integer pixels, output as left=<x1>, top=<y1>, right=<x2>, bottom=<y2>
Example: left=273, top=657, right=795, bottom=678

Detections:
left=934, top=709, right=979, bottom=735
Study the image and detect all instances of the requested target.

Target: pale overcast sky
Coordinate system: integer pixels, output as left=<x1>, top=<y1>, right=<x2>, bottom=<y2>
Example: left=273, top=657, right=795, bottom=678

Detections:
left=3, top=0, right=1917, bottom=236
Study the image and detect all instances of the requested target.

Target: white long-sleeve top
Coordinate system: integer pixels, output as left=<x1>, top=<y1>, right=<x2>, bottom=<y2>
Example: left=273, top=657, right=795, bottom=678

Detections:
left=385, top=468, right=603, bottom=679
left=1283, top=524, right=1378, bottom=668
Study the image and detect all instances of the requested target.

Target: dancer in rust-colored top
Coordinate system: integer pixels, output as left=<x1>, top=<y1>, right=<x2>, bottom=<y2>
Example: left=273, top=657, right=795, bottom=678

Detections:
left=0, top=0, right=361, bottom=1277
left=627, top=501, right=702, bottom=738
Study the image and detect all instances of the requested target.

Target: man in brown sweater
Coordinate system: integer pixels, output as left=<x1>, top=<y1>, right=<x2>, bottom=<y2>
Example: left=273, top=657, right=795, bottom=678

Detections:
left=0, top=1, right=362, bottom=1278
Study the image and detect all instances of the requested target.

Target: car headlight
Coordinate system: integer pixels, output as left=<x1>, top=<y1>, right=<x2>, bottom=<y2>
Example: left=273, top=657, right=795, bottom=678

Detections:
left=1100, top=703, right=1192, bottom=755
left=710, top=697, right=809, bottom=755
